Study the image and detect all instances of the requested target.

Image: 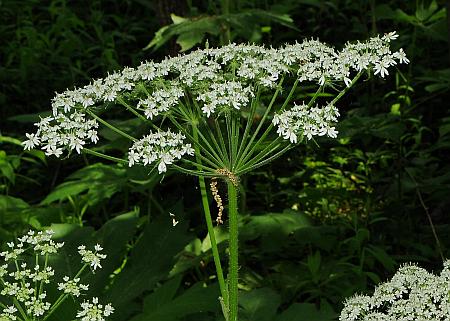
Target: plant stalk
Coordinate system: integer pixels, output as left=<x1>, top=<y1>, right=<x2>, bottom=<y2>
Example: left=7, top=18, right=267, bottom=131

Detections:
left=192, top=125, right=229, bottom=310
left=227, top=180, right=239, bottom=321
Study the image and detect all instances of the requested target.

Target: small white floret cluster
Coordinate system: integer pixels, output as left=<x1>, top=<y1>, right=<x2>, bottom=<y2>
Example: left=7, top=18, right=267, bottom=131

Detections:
left=197, top=80, right=254, bottom=117
left=273, top=103, right=339, bottom=143
left=24, top=112, right=99, bottom=157
left=137, top=84, right=184, bottom=119
left=23, top=32, right=407, bottom=172
left=340, top=260, right=450, bottom=321
left=76, top=297, right=114, bottom=321
left=0, top=230, right=112, bottom=321
left=128, top=130, right=195, bottom=173
left=58, top=276, right=89, bottom=297
left=78, top=244, right=107, bottom=271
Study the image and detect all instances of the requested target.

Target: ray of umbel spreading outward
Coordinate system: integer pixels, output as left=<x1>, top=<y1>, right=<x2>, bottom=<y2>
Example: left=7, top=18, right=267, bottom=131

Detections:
left=24, top=31, right=408, bottom=321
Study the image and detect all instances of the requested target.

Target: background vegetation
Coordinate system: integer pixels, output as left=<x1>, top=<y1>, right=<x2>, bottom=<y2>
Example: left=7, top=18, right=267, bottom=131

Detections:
left=1, top=0, right=449, bottom=320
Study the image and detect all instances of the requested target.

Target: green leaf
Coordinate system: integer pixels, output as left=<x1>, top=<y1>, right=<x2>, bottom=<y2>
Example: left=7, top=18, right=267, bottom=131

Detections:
left=366, top=245, right=396, bottom=272
left=144, top=9, right=297, bottom=52
left=0, top=195, right=29, bottom=212
left=176, top=31, right=206, bottom=52
left=106, top=216, right=192, bottom=320
left=241, top=210, right=310, bottom=251
left=144, top=16, right=220, bottom=52
left=415, top=0, right=438, bottom=22
left=41, top=163, right=127, bottom=205
left=439, top=119, right=450, bottom=137
left=0, top=157, right=15, bottom=184
left=170, top=13, right=188, bottom=24
left=390, top=103, right=401, bottom=115
left=85, top=210, right=140, bottom=294
left=0, top=136, right=23, bottom=146
left=130, top=278, right=220, bottom=321
left=370, top=122, right=406, bottom=142
left=143, top=25, right=171, bottom=51
left=240, top=288, right=280, bottom=321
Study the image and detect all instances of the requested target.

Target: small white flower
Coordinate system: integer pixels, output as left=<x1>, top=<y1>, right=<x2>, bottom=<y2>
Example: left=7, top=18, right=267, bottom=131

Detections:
left=373, top=60, right=389, bottom=78
left=128, top=130, right=193, bottom=173
left=393, top=48, right=409, bottom=64
left=1, top=305, right=18, bottom=321
left=58, top=276, right=89, bottom=297
left=78, top=244, right=107, bottom=271
left=22, top=133, right=40, bottom=150
left=76, top=297, right=114, bottom=321
left=382, top=31, right=399, bottom=42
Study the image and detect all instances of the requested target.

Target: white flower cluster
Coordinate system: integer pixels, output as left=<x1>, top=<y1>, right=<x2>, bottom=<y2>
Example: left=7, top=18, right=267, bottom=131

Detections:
left=273, top=103, right=340, bottom=143
left=1, top=305, right=18, bottom=320
left=340, top=260, right=450, bottom=321
left=1, top=261, right=52, bottom=317
left=76, top=297, right=114, bottom=321
left=23, top=112, right=99, bottom=157
left=0, top=230, right=112, bottom=321
left=128, top=130, right=195, bottom=173
left=293, top=32, right=408, bottom=86
left=23, top=31, right=407, bottom=165
left=78, top=244, right=107, bottom=271
left=197, top=81, right=254, bottom=117
left=137, top=84, right=184, bottom=119
left=58, top=276, right=89, bottom=297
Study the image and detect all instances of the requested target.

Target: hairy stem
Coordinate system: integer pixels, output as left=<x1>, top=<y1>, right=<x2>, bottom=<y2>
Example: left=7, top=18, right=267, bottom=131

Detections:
left=227, top=180, right=239, bottom=321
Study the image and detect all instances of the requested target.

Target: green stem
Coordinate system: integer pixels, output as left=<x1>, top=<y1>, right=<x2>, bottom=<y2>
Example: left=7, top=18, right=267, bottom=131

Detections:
left=117, top=97, right=147, bottom=123
left=238, top=144, right=292, bottom=176
left=43, top=265, right=88, bottom=321
left=169, top=115, right=226, bottom=168
left=82, top=148, right=128, bottom=165
left=227, top=180, right=239, bottom=321
left=171, top=164, right=217, bottom=177
left=235, top=87, right=261, bottom=162
left=86, top=109, right=137, bottom=142
left=235, top=78, right=285, bottom=169
left=118, top=96, right=162, bottom=132
left=191, top=126, right=229, bottom=314
left=38, top=254, right=49, bottom=296
left=13, top=298, right=29, bottom=321
left=331, top=72, right=362, bottom=105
